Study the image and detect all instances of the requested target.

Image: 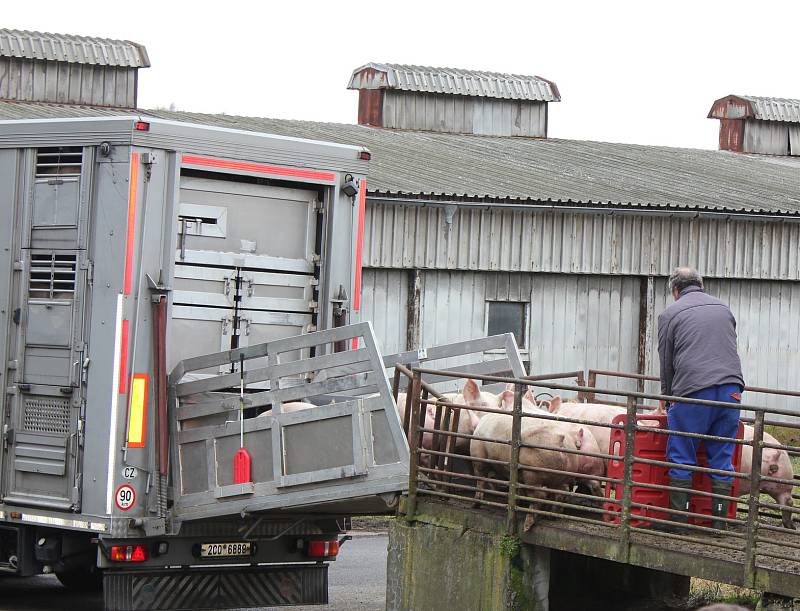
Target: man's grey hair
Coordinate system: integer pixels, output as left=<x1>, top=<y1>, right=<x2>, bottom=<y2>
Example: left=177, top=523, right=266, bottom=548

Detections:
left=668, top=267, right=703, bottom=293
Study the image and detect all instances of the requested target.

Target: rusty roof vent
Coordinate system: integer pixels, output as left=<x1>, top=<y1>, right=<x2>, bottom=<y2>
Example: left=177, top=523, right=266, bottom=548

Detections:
left=708, top=94, right=800, bottom=156
left=348, top=62, right=560, bottom=138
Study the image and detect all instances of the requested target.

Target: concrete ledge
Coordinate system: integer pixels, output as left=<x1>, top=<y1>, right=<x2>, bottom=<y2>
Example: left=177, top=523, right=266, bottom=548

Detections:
left=386, top=513, right=549, bottom=611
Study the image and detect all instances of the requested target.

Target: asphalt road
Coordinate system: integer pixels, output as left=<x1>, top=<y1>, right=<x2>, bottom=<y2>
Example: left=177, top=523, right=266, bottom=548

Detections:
left=0, top=533, right=388, bottom=611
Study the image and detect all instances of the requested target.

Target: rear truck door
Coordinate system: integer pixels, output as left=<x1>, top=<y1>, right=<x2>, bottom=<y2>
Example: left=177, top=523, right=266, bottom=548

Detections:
left=3, top=146, right=91, bottom=511
left=171, top=175, right=319, bottom=381
left=168, top=322, right=409, bottom=522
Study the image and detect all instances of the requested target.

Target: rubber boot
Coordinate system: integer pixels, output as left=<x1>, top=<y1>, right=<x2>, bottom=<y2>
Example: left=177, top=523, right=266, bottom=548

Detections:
left=664, top=477, right=693, bottom=534
left=711, top=479, right=733, bottom=534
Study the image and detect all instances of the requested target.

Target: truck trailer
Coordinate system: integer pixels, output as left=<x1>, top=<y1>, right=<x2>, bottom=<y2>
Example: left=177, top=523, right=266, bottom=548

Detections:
left=0, top=116, right=409, bottom=610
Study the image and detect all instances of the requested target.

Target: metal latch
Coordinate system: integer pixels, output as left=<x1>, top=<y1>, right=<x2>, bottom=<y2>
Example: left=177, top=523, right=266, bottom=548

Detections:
left=3, top=426, right=14, bottom=447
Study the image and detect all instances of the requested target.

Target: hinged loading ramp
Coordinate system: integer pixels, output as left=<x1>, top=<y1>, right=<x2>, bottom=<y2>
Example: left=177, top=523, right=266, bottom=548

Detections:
left=168, top=322, right=409, bottom=522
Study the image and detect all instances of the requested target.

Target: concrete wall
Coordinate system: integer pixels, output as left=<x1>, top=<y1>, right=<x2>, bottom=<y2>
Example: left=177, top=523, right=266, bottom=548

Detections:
left=386, top=516, right=549, bottom=611
left=387, top=501, right=692, bottom=611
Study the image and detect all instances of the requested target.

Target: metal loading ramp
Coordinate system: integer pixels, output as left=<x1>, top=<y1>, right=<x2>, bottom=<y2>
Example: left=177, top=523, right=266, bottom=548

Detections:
left=168, top=322, right=409, bottom=521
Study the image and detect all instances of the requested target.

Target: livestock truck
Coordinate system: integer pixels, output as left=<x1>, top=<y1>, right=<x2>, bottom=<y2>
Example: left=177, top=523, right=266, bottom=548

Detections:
left=0, top=117, right=410, bottom=610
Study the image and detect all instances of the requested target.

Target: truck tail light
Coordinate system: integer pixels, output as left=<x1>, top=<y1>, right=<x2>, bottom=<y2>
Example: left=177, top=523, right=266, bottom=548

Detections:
left=358, top=151, right=371, bottom=161
left=134, top=121, right=150, bottom=131
left=306, top=539, right=339, bottom=559
left=110, top=545, right=149, bottom=562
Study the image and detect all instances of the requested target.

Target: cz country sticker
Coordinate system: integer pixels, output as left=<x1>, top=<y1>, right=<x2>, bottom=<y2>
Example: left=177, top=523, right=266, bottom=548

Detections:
left=115, top=484, right=136, bottom=511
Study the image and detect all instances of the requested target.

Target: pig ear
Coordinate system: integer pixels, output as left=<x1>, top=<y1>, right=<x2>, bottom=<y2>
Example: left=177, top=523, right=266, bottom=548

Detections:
left=525, top=389, right=535, bottom=402
left=575, top=427, right=584, bottom=449
left=548, top=396, right=562, bottom=413
left=500, top=390, right=514, bottom=409
left=463, top=379, right=480, bottom=402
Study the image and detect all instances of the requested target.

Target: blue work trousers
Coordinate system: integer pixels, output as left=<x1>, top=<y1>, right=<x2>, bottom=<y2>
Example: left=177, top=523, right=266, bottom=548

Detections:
left=667, top=384, right=741, bottom=481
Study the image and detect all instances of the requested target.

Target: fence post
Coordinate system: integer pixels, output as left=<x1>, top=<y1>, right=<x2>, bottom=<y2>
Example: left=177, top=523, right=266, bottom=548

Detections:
left=588, top=370, right=597, bottom=403
left=619, top=394, right=637, bottom=561
left=507, top=383, right=523, bottom=534
left=743, top=410, right=764, bottom=587
left=406, top=370, right=423, bottom=522
left=392, top=368, right=401, bottom=401
left=577, top=371, right=587, bottom=402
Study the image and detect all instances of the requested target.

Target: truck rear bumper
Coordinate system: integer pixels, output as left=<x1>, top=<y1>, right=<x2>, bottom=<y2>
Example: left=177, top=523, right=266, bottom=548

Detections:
left=103, top=564, right=327, bottom=610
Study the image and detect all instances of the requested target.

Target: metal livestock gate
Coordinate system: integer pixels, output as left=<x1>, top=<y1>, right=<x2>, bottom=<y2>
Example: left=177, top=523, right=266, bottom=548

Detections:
left=397, top=367, right=800, bottom=601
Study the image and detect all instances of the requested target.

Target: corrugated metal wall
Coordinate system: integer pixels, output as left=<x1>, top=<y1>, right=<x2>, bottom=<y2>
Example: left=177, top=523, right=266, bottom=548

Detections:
left=529, top=274, right=641, bottom=392
left=358, top=267, right=800, bottom=414
left=381, top=91, right=547, bottom=137
left=0, top=57, right=137, bottom=107
left=363, top=203, right=800, bottom=280
left=743, top=120, right=790, bottom=155
left=646, top=278, right=800, bottom=414
left=355, top=269, right=408, bottom=355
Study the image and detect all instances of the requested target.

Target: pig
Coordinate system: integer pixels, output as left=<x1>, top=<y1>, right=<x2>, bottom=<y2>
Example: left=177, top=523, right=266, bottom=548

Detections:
left=395, top=380, right=500, bottom=468
left=547, top=398, right=625, bottom=462
left=438, top=379, right=501, bottom=454
left=738, top=427, right=795, bottom=530
left=257, top=401, right=317, bottom=416
left=650, top=404, right=796, bottom=529
left=470, top=408, right=605, bottom=531
left=501, top=383, right=546, bottom=413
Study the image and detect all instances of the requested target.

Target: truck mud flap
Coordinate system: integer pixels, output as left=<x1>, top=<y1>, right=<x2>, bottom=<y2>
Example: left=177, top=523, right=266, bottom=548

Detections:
left=103, top=564, right=327, bottom=610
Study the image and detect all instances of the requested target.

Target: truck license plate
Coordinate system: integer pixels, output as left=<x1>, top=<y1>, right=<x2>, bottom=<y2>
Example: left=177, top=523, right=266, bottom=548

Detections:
left=200, top=542, right=252, bottom=558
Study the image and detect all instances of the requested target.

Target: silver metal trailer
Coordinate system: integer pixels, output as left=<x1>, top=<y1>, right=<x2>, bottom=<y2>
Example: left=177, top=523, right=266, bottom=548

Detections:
left=0, top=117, right=409, bottom=609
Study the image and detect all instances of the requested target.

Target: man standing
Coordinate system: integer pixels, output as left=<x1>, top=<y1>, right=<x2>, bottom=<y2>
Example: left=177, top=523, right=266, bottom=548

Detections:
left=658, top=267, right=744, bottom=532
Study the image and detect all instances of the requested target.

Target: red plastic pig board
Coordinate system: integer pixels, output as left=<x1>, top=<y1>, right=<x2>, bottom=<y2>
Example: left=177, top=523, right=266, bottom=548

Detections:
left=603, top=413, right=743, bottom=528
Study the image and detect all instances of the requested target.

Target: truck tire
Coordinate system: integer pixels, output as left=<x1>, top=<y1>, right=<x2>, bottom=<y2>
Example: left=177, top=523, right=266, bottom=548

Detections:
left=56, top=566, right=103, bottom=592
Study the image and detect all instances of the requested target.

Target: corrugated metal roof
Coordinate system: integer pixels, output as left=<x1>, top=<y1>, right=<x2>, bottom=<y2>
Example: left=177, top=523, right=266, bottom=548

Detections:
left=348, top=63, right=560, bottom=102
left=741, top=96, right=800, bottom=124
left=0, top=29, right=150, bottom=68
left=1, top=100, right=799, bottom=216
left=708, top=95, right=800, bottom=124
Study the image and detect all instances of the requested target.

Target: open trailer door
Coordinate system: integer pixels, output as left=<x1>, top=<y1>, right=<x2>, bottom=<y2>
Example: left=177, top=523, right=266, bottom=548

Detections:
left=168, top=322, right=409, bottom=522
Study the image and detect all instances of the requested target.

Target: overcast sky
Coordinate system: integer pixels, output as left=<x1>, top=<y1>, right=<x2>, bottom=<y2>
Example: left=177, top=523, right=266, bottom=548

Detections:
left=6, top=1, right=800, bottom=150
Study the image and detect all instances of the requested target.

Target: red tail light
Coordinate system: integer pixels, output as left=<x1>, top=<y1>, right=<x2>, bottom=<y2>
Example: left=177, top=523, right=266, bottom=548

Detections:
left=110, top=544, right=149, bottom=562
left=134, top=121, right=150, bottom=131
left=306, top=539, right=339, bottom=559
left=358, top=151, right=371, bottom=161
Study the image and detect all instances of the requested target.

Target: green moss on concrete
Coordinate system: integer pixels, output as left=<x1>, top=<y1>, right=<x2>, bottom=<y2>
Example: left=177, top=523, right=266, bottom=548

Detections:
left=387, top=518, right=546, bottom=611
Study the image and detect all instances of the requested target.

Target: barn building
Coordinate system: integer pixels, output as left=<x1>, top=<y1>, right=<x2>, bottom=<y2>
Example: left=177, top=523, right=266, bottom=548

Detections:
left=2, top=30, right=800, bottom=409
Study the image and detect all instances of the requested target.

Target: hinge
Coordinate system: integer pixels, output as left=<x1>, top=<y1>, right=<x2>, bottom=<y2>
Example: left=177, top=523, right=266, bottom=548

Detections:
left=311, top=254, right=321, bottom=264
left=314, top=199, right=324, bottom=212
left=308, top=300, right=318, bottom=311
left=304, top=324, right=317, bottom=333
left=309, top=278, right=319, bottom=287
left=12, top=261, right=23, bottom=272
left=82, top=260, right=94, bottom=284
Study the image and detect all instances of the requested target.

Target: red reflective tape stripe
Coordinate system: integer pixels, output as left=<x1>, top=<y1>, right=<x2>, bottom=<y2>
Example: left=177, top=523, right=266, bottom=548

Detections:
left=181, top=154, right=336, bottom=182
left=352, top=179, right=367, bottom=312
left=351, top=337, right=358, bottom=350
left=123, top=153, right=139, bottom=296
left=118, top=319, right=130, bottom=395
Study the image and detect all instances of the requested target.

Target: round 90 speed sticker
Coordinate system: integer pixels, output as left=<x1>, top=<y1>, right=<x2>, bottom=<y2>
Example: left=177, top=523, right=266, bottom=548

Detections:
left=115, top=484, right=136, bottom=511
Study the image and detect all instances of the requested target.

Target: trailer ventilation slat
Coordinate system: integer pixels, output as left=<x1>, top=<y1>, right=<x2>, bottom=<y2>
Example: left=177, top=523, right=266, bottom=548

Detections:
left=35, top=147, right=83, bottom=179
left=29, top=253, right=77, bottom=299
left=23, top=397, right=71, bottom=435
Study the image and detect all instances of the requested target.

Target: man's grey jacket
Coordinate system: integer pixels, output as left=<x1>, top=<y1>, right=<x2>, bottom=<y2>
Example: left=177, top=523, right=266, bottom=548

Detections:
left=657, top=285, right=744, bottom=398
